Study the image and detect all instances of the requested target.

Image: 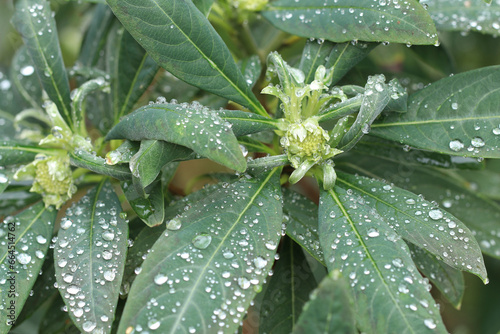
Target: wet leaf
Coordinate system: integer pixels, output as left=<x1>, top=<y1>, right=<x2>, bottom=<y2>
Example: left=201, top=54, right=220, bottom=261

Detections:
left=12, top=0, right=73, bottom=129
left=424, top=0, right=500, bottom=36
left=299, top=39, right=377, bottom=85
left=259, top=237, right=318, bottom=333
left=292, top=271, right=356, bottom=334
left=0, top=168, right=15, bottom=197
left=192, top=0, right=215, bottom=16
left=122, top=180, right=165, bottom=227
left=371, top=66, right=500, bottom=158
left=238, top=55, right=261, bottom=89
left=106, top=0, right=267, bottom=116
left=106, top=103, right=247, bottom=172
left=0, top=140, right=44, bottom=166
left=319, top=186, right=447, bottom=333
left=215, top=109, right=281, bottom=136
left=69, top=149, right=132, bottom=180
left=117, top=168, right=283, bottom=333
left=262, top=0, right=438, bottom=45
left=54, top=180, right=128, bottom=334
left=10, top=46, right=43, bottom=110
left=105, top=140, right=140, bottom=165
left=0, top=202, right=56, bottom=333
left=336, top=171, right=487, bottom=282
left=409, top=243, right=464, bottom=309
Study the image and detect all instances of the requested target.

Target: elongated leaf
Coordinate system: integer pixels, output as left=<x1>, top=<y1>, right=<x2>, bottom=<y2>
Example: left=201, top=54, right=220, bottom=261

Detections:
left=12, top=0, right=73, bottom=129
left=71, top=77, right=110, bottom=132
left=117, top=168, right=283, bottom=333
left=259, top=237, right=317, bottom=333
left=282, top=188, right=323, bottom=264
left=371, top=66, right=500, bottom=158
left=105, top=140, right=140, bottom=165
left=424, top=0, right=500, bottom=36
left=0, top=202, right=56, bottom=333
left=317, top=95, right=362, bottom=123
left=106, top=0, right=267, bottom=116
left=0, top=168, right=15, bottom=197
left=0, top=141, right=45, bottom=166
left=10, top=46, right=43, bottom=109
left=262, top=0, right=438, bottom=45
left=336, top=151, right=500, bottom=259
left=69, top=149, right=132, bottom=180
left=339, top=75, right=391, bottom=151
left=300, top=39, right=376, bottom=85
left=78, top=4, right=115, bottom=67
left=216, top=109, right=281, bottom=136
left=106, top=103, right=247, bottom=172
left=54, top=180, right=128, bottom=334
left=122, top=180, right=165, bottom=227
left=319, top=187, right=447, bottom=333
left=130, top=140, right=192, bottom=189
left=456, top=160, right=500, bottom=200
left=238, top=55, right=261, bottom=89
left=336, top=171, right=487, bottom=282
left=408, top=243, right=464, bottom=309
left=39, top=295, right=79, bottom=334
left=293, top=271, right=356, bottom=334
left=108, top=25, right=159, bottom=122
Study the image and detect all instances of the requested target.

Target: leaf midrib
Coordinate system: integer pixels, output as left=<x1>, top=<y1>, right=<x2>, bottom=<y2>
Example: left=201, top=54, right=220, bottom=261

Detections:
left=327, top=188, right=416, bottom=334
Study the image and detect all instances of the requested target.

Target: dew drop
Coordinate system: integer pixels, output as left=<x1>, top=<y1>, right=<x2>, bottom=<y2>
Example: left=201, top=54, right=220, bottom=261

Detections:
left=82, top=321, right=96, bottom=333
left=103, top=270, right=116, bottom=281
left=192, top=233, right=212, bottom=249
left=238, top=277, right=251, bottom=290
left=253, top=256, right=268, bottom=269
left=471, top=137, right=485, bottom=148
left=67, top=285, right=80, bottom=295
left=449, top=139, right=464, bottom=152
left=36, top=235, right=47, bottom=244
left=17, top=253, right=31, bottom=264
left=166, top=218, right=182, bottom=230
left=154, top=273, right=168, bottom=285
left=148, top=319, right=161, bottom=330
left=20, top=65, right=34, bottom=76
left=367, top=228, right=380, bottom=238
left=102, top=231, right=115, bottom=241
left=428, top=209, right=443, bottom=220
left=424, top=319, right=437, bottom=329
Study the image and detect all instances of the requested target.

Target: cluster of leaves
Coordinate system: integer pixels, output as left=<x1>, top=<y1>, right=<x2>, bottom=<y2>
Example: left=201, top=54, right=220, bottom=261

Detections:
left=1, top=0, right=500, bottom=333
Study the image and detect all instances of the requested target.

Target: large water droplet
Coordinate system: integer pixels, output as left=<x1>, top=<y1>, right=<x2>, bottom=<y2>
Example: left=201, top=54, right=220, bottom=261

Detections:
left=166, top=218, right=182, bottom=230
left=102, top=231, right=115, bottom=241
left=20, top=65, right=34, bottom=76
left=449, top=139, right=464, bottom=152
left=471, top=137, right=485, bottom=148
left=253, top=256, right=268, bottom=269
left=154, top=274, right=168, bottom=285
left=103, top=270, right=115, bottom=281
left=367, top=228, right=380, bottom=238
left=17, top=253, right=31, bottom=264
left=67, top=285, right=80, bottom=295
left=424, top=319, right=437, bottom=329
left=148, top=319, right=161, bottom=330
left=36, top=235, right=47, bottom=244
left=428, top=209, right=443, bottom=220
left=238, top=277, right=251, bottom=290
left=192, top=233, right=212, bottom=249
left=82, top=321, right=96, bottom=333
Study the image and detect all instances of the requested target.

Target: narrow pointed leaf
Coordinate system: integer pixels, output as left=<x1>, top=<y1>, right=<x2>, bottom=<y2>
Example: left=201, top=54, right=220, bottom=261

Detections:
left=299, top=40, right=376, bottom=85
left=78, top=4, right=115, bottom=67
left=259, top=237, right=317, bottom=333
left=409, top=243, right=464, bottom=309
left=0, top=141, right=46, bottom=166
left=130, top=140, right=192, bottom=189
left=371, top=66, right=500, bottom=158
left=122, top=180, right=165, bottom=227
left=336, top=171, right=487, bottom=282
left=262, top=0, right=438, bottom=45
left=108, top=25, right=159, bottom=122
left=106, top=103, right=247, bottom=172
left=12, top=0, right=73, bottom=129
left=105, top=140, right=140, bottom=165
left=10, top=46, right=43, bottom=109
left=69, top=149, right=132, bottom=180
left=319, top=187, right=447, bottom=333
left=317, top=95, right=362, bottom=123
left=293, top=271, right=356, bottom=334
left=215, top=109, right=281, bottom=136
left=424, top=0, right=500, bottom=36
left=283, top=188, right=324, bottom=264
left=117, top=168, right=283, bottom=333
left=238, top=55, right=261, bottom=89
left=54, top=180, right=128, bottom=334
left=106, top=0, right=267, bottom=116
left=0, top=202, right=56, bottom=333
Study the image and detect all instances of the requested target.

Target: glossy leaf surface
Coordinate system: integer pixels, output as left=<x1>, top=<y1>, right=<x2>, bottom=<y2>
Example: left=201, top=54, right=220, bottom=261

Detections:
left=118, top=168, right=283, bottom=333
left=106, top=0, right=266, bottom=116
left=0, top=202, right=56, bottom=333
left=54, top=181, right=128, bottom=334
left=371, top=66, right=500, bottom=158
left=69, top=150, right=132, bottom=180
left=262, top=0, right=438, bottom=45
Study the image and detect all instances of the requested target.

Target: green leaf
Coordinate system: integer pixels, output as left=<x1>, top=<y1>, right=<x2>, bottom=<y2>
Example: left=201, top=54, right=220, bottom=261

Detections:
left=408, top=243, right=464, bottom=309
left=12, top=0, right=73, bottom=129
left=292, top=271, right=357, bottom=334
left=117, top=168, right=283, bottom=333
left=122, top=180, right=165, bottom=227
left=0, top=141, right=46, bottom=166
left=0, top=167, right=15, bottom=197
left=192, top=0, right=215, bottom=16
left=10, top=46, right=43, bottom=110
left=282, top=188, right=323, bottom=264
left=108, top=25, right=159, bottom=123
left=105, top=140, right=140, bottom=165
left=54, top=180, right=128, bottom=334
left=106, top=0, right=267, bottom=116
left=259, top=237, right=318, bottom=333
left=130, top=140, right=192, bottom=189
left=78, top=4, right=115, bottom=67
left=262, top=0, right=438, bottom=45
left=336, top=171, right=487, bottom=282
left=456, top=160, right=500, bottom=200
left=105, top=103, right=247, bottom=172
left=319, top=187, right=447, bottom=333
left=216, top=109, right=281, bottom=136
left=424, top=0, right=500, bottom=36
left=336, top=151, right=500, bottom=260
left=371, top=66, right=500, bottom=158
left=39, top=295, right=79, bottom=334
left=339, top=75, right=391, bottom=151
left=238, top=55, right=261, bottom=89
left=71, top=77, right=110, bottom=133
left=299, top=40, right=377, bottom=85
left=0, top=202, right=56, bottom=333
left=69, top=149, right=132, bottom=180
left=317, top=95, right=362, bottom=123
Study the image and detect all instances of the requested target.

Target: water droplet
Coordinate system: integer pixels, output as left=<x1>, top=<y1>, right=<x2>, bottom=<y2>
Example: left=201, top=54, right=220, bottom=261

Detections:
left=448, top=221, right=457, bottom=229
left=493, top=128, right=500, bottom=135
left=428, top=209, right=443, bottom=220
left=154, top=274, right=168, bottom=285
left=449, top=139, right=464, bottom=152
left=148, top=319, right=161, bottom=330
left=103, top=270, right=116, bottom=281
left=451, top=102, right=458, bottom=110
left=253, top=256, right=268, bottom=269
left=367, top=228, right=380, bottom=238
left=20, top=65, right=34, bottom=76
left=67, top=285, right=80, bottom=295
left=222, top=250, right=234, bottom=259
left=102, top=231, right=115, bottom=241
left=36, top=235, right=47, bottom=244
left=82, top=321, right=96, bottom=332
left=166, top=218, right=182, bottom=230
left=238, top=277, right=251, bottom=290
left=192, top=233, right=212, bottom=249
left=17, top=253, right=31, bottom=264
left=405, top=198, right=415, bottom=205
left=471, top=137, right=485, bottom=148
left=424, top=319, right=437, bottom=329
left=265, top=240, right=277, bottom=250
